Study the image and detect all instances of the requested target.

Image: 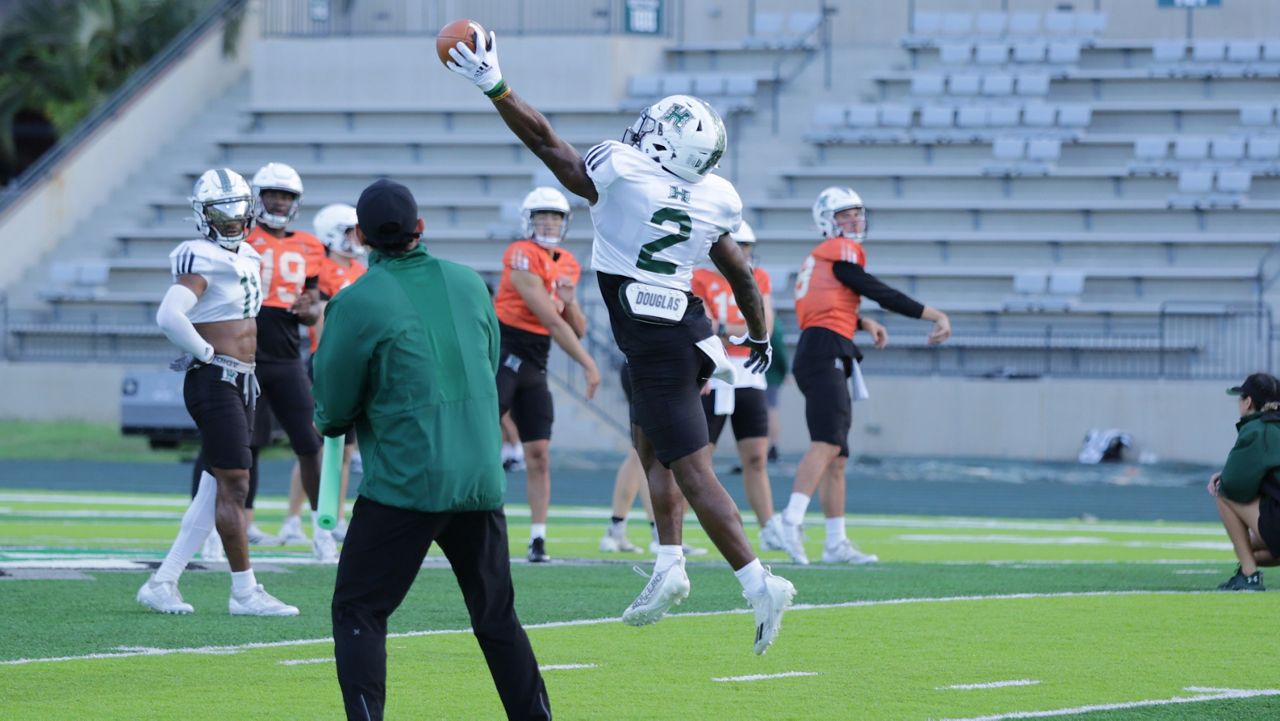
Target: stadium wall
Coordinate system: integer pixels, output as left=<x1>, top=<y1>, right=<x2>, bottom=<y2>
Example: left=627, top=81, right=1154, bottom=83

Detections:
left=253, top=35, right=667, bottom=111
left=0, top=5, right=259, bottom=291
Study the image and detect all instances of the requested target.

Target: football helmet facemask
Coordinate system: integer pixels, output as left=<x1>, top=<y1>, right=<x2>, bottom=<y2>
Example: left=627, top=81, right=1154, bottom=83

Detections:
left=191, top=168, right=254, bottom=250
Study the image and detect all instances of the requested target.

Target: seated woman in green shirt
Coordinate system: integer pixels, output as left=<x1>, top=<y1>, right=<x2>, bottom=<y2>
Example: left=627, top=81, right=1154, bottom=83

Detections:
left=1209, top=372, right=1280, bottom=591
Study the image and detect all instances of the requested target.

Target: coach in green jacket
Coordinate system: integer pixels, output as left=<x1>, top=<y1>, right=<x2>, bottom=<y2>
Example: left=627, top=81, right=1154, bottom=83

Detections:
left=1208, top=372, right=1280, bottom=592
left=314, top=179, right=550, bottom=721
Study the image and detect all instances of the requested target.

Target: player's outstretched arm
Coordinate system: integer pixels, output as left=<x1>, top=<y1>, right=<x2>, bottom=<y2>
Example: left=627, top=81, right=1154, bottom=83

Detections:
left=445, top=32, right=598, bottom=204
left=709, top=233, right=771, bottom=372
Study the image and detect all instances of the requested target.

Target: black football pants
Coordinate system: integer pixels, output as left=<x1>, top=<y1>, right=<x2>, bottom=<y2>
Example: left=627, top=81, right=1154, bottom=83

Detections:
left=331, top=497, right=551, bottom=721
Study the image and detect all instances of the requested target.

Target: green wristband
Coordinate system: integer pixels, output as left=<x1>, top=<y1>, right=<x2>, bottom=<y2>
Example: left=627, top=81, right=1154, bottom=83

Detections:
left=484, top=80, right=509, bottom=99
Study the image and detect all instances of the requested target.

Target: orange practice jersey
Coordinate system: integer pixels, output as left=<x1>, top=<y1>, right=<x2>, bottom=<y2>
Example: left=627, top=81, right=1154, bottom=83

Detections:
left=690, top=266, right=772, bottom=358
left=247, top=227, right=327, bottom=310
left=494, top=240, right=582, bottom=336
left=308, top=256, right=367, bottom=353
left=794, top=236, right=866, bottom=339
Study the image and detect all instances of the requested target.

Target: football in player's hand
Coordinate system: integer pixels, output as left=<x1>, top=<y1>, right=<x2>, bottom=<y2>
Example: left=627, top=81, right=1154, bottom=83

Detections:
left=436, top=18, right=486, bottom=66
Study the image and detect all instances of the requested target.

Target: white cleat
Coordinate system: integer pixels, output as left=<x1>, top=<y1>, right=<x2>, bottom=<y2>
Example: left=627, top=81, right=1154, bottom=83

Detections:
left=246, top=523, right=282, bottom=546
left=136, top=578, right=194, bottom=615
left=201, top=532, right=225, bottom=562
left=277, top=516, right=309, bottom=545
left=822, top=538, right=879, bottom=564
left=312, top=528, right=339, bottom=564
left=745, top=570, right=796, bottom=655
left=229, top=585, right=299, bottom=616
left=779, top=520, right=810, bottom=565
left=621, top=560, right=691, bottom=627
left=759, top=517, right=786, bottom=552
left=332, top=518, right=349, bottom=544
left=600, top=524, right=641, bottom=553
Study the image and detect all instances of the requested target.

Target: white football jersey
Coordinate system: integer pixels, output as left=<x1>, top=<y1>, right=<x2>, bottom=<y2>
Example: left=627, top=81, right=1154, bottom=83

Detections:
left=169, top=239, right=263, bottom=323
left=585, top=140, right=743, bottom=292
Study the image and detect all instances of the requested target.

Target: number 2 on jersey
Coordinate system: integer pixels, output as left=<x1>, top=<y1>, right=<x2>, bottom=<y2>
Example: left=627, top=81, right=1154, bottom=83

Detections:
left=636, top=207, right=692, bottom=275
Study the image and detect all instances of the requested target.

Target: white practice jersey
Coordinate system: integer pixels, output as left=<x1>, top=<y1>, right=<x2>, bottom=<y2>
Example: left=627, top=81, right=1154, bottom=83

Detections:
left=169, top=239, right=263, bottom=323
left=585, top=140, right=743, bottom=292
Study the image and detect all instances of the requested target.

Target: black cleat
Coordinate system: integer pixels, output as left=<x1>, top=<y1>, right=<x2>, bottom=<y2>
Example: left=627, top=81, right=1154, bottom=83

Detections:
left=1218, top=566, right=1265, bottom=591
left=527, top=537, right=550, bottom=563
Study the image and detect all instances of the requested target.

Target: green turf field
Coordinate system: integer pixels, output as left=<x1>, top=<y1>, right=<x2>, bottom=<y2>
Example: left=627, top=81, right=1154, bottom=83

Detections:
left=1, top=488, right=1273, bottom=720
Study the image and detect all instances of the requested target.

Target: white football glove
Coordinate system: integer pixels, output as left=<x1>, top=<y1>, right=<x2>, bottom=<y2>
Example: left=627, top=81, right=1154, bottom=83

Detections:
left=446, top=30, right=506, bottom=96
left=729, top=333, right=773, bottom=374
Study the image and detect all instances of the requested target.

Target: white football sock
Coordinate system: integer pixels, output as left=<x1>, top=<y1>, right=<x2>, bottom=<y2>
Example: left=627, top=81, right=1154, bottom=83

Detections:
left=654, top=544, right=684, bottom=574
left=154, top=471, right=218, bottom=584
left=825, top=517, right=848, bottom=545
left=231, top=568, right=257, bottom=595
left=782, top=493, right=811, bottom=526
left=530, top=523, right=547, bottom=541
left=734, top=558, right=767, bottom=596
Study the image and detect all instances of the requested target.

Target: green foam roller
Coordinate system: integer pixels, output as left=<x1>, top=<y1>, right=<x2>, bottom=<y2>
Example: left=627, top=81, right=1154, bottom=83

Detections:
left=317, top=435, right=343, bottom=530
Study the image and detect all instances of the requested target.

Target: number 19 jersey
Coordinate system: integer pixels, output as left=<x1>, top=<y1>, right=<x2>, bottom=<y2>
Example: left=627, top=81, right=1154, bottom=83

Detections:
left=585, top=140, right=743, bottom=292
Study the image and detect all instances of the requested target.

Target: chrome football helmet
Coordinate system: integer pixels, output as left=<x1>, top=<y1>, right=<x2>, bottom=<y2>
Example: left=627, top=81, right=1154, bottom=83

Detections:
left=191, top=168, right=254, bottom=250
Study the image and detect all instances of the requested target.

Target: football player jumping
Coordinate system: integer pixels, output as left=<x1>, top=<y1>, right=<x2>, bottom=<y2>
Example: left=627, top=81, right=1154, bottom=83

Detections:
left=447, top=31, right=794, bottom=654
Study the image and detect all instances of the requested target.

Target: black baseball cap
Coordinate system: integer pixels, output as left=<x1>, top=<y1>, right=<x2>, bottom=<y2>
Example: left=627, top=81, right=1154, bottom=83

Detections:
left=356, top=179, right=419, bottom=248
left=1227, top=373, right=1280, bottom=403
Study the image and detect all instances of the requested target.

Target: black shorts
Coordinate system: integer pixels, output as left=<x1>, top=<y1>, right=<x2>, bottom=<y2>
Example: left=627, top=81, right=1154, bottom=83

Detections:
left=793, top=327, right=855, bottom=458
left=251, top=359, right=322, bottom=455
left=496, top=351, right=554, bottom=442
left=702, top=386, right=769, bottom=444
left=184, top=364, right=256, bottom=470
left=598, top=273, right=716, bottom=466
left=1258, top=493, right=1280, bottom=557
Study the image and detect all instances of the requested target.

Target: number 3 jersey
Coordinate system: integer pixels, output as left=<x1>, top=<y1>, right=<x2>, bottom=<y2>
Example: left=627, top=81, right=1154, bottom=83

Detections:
left=585, top=140, right=743, bottom=292
left=169, top=239, right=263, bottom=322
left=246, top=226, right=326, bottom=361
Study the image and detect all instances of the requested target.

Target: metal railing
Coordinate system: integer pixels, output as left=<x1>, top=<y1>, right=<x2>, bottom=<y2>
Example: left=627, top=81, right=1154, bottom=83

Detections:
left=261, top=0, right=676, bottom=37
left=0, top=0, right=249, bottom=220
left=851, top=301, right=1273, bottom=380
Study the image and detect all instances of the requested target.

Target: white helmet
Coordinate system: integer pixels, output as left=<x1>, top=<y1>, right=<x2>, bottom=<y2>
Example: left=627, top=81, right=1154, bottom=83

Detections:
left=251, top=162, right=304, bottom=229
left=812, top=186, right=866, bottom=240
left=730, top=219, right=756, bottom=244
left=313, top=203, right=364, bottom=258
left=190, top=168, right=254, bottom=250
left=622, top=94, right=727, bottom=184
left=520, top=187, right=571, bottom=248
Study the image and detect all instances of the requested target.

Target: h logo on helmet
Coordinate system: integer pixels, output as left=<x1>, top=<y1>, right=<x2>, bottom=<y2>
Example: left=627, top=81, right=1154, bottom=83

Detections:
left=668, top=185, right=690, bottom=203
left=661, top=104, right=694, bottom=130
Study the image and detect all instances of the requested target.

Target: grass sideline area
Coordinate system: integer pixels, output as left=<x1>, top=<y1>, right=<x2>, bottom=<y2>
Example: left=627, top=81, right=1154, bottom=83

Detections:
left=0, top=421, right=295, bottom=462
left=1, top=488, right=1274, bottom=720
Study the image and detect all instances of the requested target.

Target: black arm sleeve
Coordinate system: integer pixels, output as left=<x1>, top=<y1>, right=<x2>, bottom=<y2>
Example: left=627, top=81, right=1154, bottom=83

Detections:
left=833, top=261, right=926, bottom=319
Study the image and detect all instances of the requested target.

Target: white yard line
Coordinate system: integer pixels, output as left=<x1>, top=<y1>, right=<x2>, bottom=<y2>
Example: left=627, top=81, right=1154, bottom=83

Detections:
left=937, top=687, right=1280, bottom=720
left=941, top=680, right=1041, bottom=690
left=711, top=671, right=819, bottom=683
left=278, top=658, right=332, bottom=666
left=0, top=590, right=1211, bottom=667
left=897, top=534, right=1230, bottom=551
left=0, top=492, right=1222, bottom=535
left=539, top=664, right=597, bottom=671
